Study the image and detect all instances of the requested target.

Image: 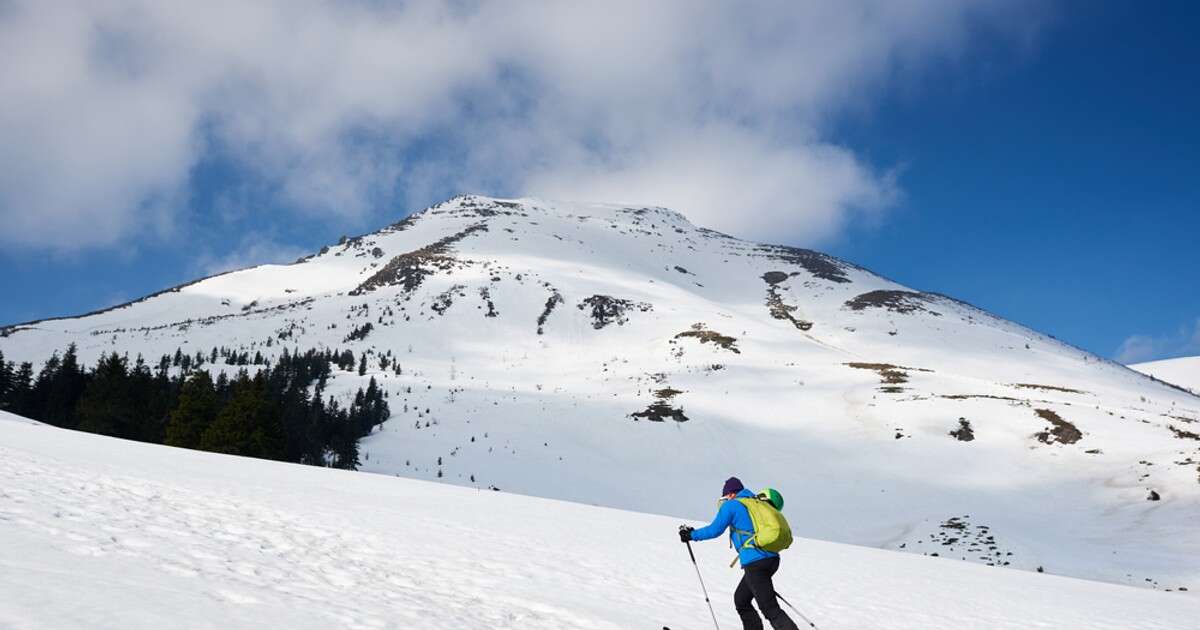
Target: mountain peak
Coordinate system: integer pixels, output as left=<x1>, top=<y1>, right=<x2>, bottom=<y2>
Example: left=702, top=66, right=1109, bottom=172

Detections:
left=2, top=193, right=1198, bottom=592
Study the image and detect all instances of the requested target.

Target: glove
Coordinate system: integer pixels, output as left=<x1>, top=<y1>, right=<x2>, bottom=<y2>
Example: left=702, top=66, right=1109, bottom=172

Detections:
left=678, top=525, right=694, bottom=543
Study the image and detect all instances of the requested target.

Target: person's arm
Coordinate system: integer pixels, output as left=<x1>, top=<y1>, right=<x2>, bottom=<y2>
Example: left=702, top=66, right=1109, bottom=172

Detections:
left=688, top=500, right=735, bottom=542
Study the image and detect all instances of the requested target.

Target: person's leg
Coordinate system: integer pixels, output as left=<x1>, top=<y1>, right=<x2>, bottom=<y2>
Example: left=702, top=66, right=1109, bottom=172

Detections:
left=744, top=557, right=799, bottom=630
left=733, top=570, right=764, bottom=630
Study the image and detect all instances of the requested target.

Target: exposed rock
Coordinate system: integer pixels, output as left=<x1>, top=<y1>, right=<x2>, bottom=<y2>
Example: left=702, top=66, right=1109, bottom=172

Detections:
left=950, top=418, right=975, bottom=442
left=845, top=290, right=942, bottom=315
left=351, top=223, right=488, bottom=296
left=536, top=289, right=563, bottom=335
left=754, top=245, right=855, bottom=283
left=577, top=295, right=652, bottom=329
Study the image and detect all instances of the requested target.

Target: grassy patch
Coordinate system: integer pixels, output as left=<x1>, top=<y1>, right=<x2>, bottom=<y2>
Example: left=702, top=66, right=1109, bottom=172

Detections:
left=941, top=394, right=1022, bottom=402
left=846, top=362, right=933, bottom=394
left=674, top=323, right=740, bottom=353
left=1011, top=383, right=1087, bottom=395
left=653, top=388, right=683, bottom=401
left=1033, top=409, right=1082, bottom=445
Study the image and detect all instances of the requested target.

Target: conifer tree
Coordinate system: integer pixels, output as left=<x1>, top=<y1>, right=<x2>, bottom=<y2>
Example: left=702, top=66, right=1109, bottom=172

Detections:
left=165, top=371, right=218, bottom=449
left=34, top=345, right=86, bottom=428
left=11, top=362, right=33, bottom=416
left=199, top=375, right=284, bottom=459
left=0, top=351, right=11, bottom=408
left=76, top=353, right=132, bottom=437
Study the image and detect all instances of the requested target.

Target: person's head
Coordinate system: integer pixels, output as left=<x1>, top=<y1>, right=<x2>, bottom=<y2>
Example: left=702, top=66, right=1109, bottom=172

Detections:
left=721, top=476, right=744, bottom=499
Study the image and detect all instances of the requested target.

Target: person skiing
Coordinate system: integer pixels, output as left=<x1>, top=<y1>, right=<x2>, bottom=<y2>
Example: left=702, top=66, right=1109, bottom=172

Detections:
left=679, top=477, right=800, bottom=630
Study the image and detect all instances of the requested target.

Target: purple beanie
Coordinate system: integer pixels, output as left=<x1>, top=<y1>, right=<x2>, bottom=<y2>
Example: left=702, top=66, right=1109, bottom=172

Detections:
left=722, top=477, right=744, bottom=496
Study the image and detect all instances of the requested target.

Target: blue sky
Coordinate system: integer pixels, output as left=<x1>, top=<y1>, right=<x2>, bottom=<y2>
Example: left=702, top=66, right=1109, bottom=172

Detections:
left=828, top=1, right=1200, bottom=362
left=1, top=1, right=1196, bottom=363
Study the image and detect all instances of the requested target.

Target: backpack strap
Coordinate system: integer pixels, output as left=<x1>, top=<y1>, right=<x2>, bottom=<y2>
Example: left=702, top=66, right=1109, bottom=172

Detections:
left=729, top=528, right=760, bottom=567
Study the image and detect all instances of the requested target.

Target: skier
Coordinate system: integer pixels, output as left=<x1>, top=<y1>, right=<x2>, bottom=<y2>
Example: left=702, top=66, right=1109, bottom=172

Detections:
left=679, top=477, right=800, bottom=630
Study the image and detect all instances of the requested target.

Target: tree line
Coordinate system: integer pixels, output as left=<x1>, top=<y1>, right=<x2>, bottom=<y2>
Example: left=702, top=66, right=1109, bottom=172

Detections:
left=0, top=345, right=388, bottom=469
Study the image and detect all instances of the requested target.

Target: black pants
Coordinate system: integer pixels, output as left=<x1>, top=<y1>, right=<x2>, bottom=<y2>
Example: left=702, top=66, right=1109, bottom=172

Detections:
left=734, top=556, right=799, bottom=630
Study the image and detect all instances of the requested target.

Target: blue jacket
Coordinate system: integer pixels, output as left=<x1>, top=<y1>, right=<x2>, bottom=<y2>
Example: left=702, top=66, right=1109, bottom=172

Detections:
left=690, top=489, right=778, bottom=567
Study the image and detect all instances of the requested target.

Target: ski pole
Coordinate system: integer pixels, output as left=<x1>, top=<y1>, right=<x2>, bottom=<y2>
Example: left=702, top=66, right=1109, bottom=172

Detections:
left=683, top=536, right=721, bottom=630
left=775, top=592, right=818, bottom=629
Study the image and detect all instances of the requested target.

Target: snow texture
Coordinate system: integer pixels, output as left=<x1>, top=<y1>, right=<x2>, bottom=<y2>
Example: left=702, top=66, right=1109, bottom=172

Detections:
left=1132, top=357, right=1200, bottom=395
left=1, top=417, right=1198, bottom=629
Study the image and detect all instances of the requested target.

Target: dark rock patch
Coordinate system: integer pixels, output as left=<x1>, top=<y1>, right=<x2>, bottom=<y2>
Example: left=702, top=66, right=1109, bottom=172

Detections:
left=536, top=289, right=563, bottom=335
left=632, top=401, right=689, bottom=423
left=1169, top=425, right=1200, bottom=441
left=577, top=295, right=652, bottom=329
left=631, top=384, right=689, bottom=422
left=754, top=245, right=855, bottom=283
left=764, top=281, right=812, bottom=331
left=941, top=394, right=1022, bottom=402
left=950, top=418, right=975, bottom=442
left=431, top=285, right=466, bottom=316
left=761, top=271, right=790, bottom=285
left=844, top=290, right=941, bottom=316
left=914, top=516, right=1014, bottom=567
left=478, top=287, right=498, bottom=318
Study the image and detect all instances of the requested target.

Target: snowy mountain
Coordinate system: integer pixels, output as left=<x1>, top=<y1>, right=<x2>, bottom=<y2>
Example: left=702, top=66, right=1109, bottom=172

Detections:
left=3, top=195, right=1199, bottom=592
left=1132, top=357, right=1200, bottom=395
left=3, top=414, right=1198, bottom=629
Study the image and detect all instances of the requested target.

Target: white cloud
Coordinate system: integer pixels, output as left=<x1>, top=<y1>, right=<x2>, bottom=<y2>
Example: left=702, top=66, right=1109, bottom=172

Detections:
left=192, top=235, right=309, bottom=278
left=0, top=0, right=1046, bottom=251
left=1116, top=318, right=1200, bottom=364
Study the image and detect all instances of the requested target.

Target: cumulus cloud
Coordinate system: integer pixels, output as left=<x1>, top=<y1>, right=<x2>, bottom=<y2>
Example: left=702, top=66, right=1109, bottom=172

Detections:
left=1116, top=318, right=1200, bottom=364
left=0, top=0, right=1045, bottom=251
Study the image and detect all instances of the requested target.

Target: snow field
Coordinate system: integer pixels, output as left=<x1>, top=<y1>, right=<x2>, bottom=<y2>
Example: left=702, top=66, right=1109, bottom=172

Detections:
left=1, top=415, right=1198, bottom=629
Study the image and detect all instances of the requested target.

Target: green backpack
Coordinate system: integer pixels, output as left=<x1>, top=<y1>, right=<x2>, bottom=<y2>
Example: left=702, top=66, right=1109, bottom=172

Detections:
left=730, top=488, right=793, bottom=566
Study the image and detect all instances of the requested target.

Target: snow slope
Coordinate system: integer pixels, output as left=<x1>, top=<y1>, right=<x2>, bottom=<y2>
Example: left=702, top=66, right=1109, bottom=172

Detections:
left=2, top=417, right=1197, bottom=630
left=3, top=195, right=1199, bottom=591
left=1132, top=357, right=1200, bottom=395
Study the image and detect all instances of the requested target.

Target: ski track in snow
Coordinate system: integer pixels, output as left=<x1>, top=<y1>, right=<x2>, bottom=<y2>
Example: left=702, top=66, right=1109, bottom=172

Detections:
left=1, top=418, right=1198, bottom=630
